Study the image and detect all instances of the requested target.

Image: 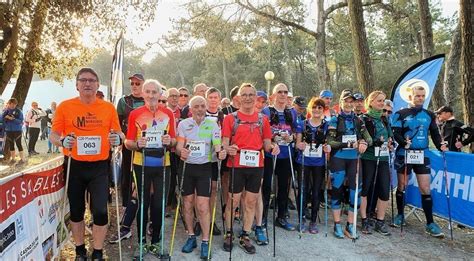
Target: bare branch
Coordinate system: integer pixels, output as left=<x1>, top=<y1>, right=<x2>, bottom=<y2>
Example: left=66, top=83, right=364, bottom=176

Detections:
left=324, top=0, right=382, bottom=18
left=235, top=0, right=317, bottom=38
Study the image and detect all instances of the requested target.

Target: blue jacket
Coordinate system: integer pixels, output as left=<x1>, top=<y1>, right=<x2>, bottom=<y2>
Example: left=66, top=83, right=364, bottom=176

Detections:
left=2, top=107, right=24, bottom=132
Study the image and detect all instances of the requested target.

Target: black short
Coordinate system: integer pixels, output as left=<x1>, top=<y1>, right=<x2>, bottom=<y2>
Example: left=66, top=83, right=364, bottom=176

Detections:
left=394, top=155, right=431, bottom=174
left=229, top=167, right=263, bottom=194
left=65, top=157, right=109, bottom=226
left=221, top=157, right=230, bottom=172
left=211, top=161, right=219, bottom=181
left=182, top=162, right=212, bottom=197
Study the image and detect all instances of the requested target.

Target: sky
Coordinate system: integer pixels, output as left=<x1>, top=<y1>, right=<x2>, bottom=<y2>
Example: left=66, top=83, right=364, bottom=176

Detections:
left=116, top=0, right=460, bottom=62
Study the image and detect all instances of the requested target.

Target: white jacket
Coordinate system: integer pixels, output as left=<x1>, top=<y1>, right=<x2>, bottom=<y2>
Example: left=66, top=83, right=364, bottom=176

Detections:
left=26, top=108, right=46, bottom=128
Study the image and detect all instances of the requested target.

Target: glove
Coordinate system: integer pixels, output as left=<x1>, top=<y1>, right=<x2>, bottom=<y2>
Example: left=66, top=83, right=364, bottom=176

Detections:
left=109, top=132, right=121, bottom=146
left=61, top=135, right=75, bottom=149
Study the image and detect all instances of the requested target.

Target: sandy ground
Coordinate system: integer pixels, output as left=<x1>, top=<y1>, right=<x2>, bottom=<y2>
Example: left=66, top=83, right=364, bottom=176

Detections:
left=2, top=138, right=473, bottom=260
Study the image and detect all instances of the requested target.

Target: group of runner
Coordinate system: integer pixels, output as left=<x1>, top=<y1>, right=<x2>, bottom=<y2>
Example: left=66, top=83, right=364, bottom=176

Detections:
left=51, top=67, right=473, bottom=261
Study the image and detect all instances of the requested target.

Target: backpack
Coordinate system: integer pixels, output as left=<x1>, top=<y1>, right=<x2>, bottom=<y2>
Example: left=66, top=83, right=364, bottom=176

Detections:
left=302, top=119, right=327, bottom=145
left=335, top=114, right=365, bottom=141
left=268, top=107, right=294, bottom=131
left=361, top=115, right=390, bottom=138
left=231, top=111, right=264, bottom=138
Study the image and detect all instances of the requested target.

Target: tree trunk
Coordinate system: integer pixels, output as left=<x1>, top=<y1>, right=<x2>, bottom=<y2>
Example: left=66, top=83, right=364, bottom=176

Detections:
left=417, top=0, right=434, bottom=59
left=442, top=24, right=461, bottom=106
left=315, top=0, right=330, bottom=91
left=222, top=58, right=229, bottom=98
left=11, top=0, right=48, bottom=109
left=282, top=33, right=293, bottom=93
left=348, top=0, right=374, bottom=94
left=0, top=3, right=21, bottom=94
left=459, top=0, right=473, bottom=152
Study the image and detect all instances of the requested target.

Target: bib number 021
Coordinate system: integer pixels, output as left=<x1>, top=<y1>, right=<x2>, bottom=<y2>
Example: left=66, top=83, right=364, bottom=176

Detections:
left=405, top=150, right=424, bottom=165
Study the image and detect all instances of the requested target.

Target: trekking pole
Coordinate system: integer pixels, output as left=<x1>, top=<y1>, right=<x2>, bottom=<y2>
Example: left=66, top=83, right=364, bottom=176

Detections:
left=139, top=131, right=146, bottom=261
left=442, top=150, right=454, bottom=240
left=287, top=145, right=299, bottom=221
left=60, top=132, right=74, bottom=244
left=368, top=138, right=383, bottom=225
left=208, top=156, right=222, bottom=260
left=299, top=147, right=305, bottom=239
left=324, top=150, right=329, bottom=237
left=352, top=155, right=360, bottom=242
left=160, top=139, right=170, bottom=260
left=110, top=130, right=122, bottom=261
left=401, top=137, right=409, bottom=235
left=388, top=149, right=395, bottom=226
left=169, top=158, right=187, bottom=256
left=229, top=155, right=235, bottom=261
left=272, top=154, right=277, bottom=257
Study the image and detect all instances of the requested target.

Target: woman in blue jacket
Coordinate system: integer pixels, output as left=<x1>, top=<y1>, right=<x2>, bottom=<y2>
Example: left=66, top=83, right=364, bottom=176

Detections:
left=2, top=98, right=25, bottom=163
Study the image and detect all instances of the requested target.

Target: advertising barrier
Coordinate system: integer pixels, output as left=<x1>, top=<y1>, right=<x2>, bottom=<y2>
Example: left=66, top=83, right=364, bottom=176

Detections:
left=0, top=156, right=69, bottom=260
left=406, top=150, right=474, bottom=228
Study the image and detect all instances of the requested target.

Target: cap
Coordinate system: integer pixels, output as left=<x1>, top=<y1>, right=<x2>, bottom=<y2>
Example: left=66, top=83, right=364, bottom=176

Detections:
left=287, top=92, right=294, bottom=98
left=293, top=96, right=307, bottom=107
left=128, top=73, right=145, bottom=81
left=340, top=89, right=354, bottom=101
left=256, top=91, right=268, bottom=100
left=353, top=92, right=365, bottom=100
left=319, top=90, right=333, bottom=98
left=96, top=90, right=104, bottom=98
left=435, top=105, right=453, bottom=114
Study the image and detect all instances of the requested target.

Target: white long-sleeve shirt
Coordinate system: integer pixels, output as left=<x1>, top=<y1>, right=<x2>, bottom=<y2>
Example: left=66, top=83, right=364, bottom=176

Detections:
left=26, top=108, right=46, bottom=128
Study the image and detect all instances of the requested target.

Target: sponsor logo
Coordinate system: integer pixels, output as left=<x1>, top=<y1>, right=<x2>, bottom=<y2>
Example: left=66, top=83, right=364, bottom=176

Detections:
left=38, top=199, right=46, bottom=226
left=48, top=201, right=60, bottom=224
left=72, top=112, right=103, bottom=131
left=15, top=215, right=27, bottom=242
left=18, top=236, right=39, bottom=260
left=0, top=222, right=16, bottom=255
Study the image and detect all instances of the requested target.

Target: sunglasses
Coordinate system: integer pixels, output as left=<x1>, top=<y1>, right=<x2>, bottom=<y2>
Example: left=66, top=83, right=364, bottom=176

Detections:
left=383, top=109, right=393, bottom=114
left=277, top=90, right=289, bottom=95
left=131, top=82, right=141, bottom=86
left=158, top=100, right=167, bottom=104
left=179, top=94, right=189, bottom=97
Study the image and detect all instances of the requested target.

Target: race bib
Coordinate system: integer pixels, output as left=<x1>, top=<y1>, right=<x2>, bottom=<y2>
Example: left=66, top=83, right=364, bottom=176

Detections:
left=342, top=135, right=357, bottom=143
left=406, top=150, right=424, bottom=165
left=303, top=143, right=323, bottom=158
left=374, top=142, right=389, bottom=157
left=145, top=130, right=163, bottom=148
left=188, top=140, right=206, bottom=157
left=240, top=149, right=260, bottom=167
left=77, top=136, right=101, bottom=155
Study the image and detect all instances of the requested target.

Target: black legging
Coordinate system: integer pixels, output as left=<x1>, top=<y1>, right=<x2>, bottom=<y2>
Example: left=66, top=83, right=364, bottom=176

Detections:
left=297, top=165, right=325, bottom=223
left=120, top=147, right=133, bottom=207
left=6, top=131, right=23, bottom=151
left=361, top=159, right=390, bottom=207
left=133, top=164, right=169, bottom=244
left=28, top=127, right=40, bottom=152
left=262, top=156, right=292, bottom=220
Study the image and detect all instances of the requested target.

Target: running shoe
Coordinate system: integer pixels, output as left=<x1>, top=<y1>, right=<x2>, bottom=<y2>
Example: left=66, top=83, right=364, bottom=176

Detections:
left=148, top=242, right=161, bottom=256
left=298, top=221, right=307, bottom=233
left=392, top=214, right=406, bottom=227
left=361, top=218, right=372, bottom=234
left=239, top=233, right=256, bottom=254
left=276, top=218, right=296, bottom=231
left=425, top=223, right=445, bottom=238
left=109, top=228, right=132, bottom=244
left=255, top=226, right=268, bottom=245
left=334, top=223, right=344, bottom=239
left=308, top=222, right=319, bottom=234
left=223, top=233, right=233, bottom=252
left=133, top=244, right=148, bottom=260
left=344, top=223, right=359, bottom=239
left=374, top=220, right=391, bottom=236
left=181, top=235, right=197, bottom=253
left=200, top=242, right=209, bottom=260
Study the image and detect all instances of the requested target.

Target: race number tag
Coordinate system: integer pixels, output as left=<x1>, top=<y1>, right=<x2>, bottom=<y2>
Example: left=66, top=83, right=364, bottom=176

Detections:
left=240, top=149, right=260, bottom=167
left=374, top=142, right=389, bottom=157
left=342, top=135, right=357, bottom=143
left=303, top=143, right=323, bottom=158
left=77, top=136, right=101, bottom=155
left=145, top=130, right=163, bottom=148
left=188, top=140, right=205, bottom=157
left=406, top=150, right=424, bottom=164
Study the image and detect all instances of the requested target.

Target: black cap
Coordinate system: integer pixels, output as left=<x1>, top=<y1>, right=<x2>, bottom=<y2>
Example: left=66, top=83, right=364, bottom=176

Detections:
left=293, top=96, right=307, bottom=107
left=128, top=73, right=145, bottom=81
left=353, top=92, right=364, bottom=100
left=340, top=89, right=354, bottom=100
left=435, top=105, right=453, bottom=114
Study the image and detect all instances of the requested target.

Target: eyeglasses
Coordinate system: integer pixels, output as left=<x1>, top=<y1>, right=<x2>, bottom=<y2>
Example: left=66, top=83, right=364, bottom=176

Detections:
left=131, top=82, right=141, bottom=86
left=180, top=94, right=189, bottom=97
left=78, top=78, right=98, bottom=84
left=169, top=94, right=179, bottom=98
left=383, top=109, right=393, bottom=114
left=158, top=100, right=167, bottom=104
left=277, top=90, right=288, bottom=95
left=312, top=105, right=324, bottom=110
